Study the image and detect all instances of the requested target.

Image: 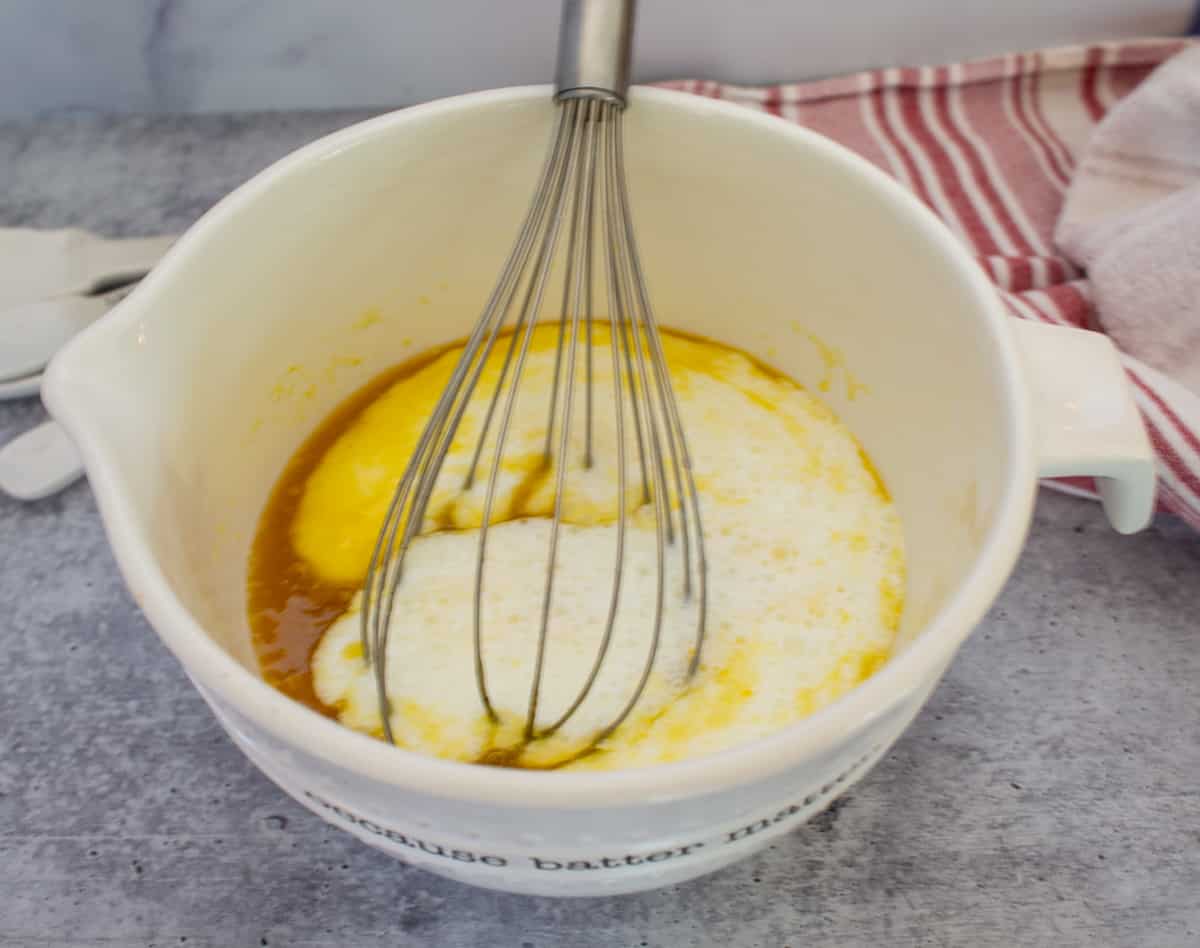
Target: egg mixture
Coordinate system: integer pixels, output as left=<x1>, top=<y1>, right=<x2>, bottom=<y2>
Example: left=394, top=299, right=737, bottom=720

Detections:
left=248, top=324, right=905, bottom=771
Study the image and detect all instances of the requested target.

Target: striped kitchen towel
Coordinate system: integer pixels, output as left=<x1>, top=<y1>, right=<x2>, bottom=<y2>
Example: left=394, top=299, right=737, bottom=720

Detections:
left=662, top=39, right=1200, bottom=532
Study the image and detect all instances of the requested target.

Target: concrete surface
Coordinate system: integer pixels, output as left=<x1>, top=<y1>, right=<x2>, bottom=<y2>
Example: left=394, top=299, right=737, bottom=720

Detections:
left=1, top=113, right=1198, bottom=948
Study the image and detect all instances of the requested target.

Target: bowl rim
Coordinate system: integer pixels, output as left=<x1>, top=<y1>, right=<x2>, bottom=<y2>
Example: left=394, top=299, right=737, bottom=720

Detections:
left=44, top=83, right=1036, bottom=808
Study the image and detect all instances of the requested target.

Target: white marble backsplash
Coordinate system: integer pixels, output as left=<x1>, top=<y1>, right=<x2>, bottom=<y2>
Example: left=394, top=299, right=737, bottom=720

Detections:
left=1, top=0, right=1194, bottom=119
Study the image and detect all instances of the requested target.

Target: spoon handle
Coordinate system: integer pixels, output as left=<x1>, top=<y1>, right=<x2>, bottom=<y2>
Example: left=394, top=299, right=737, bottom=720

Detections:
left=0, top=296, right=109, bottom=382
left=0, top=421, right=84, bottom=502
left=0, top=228, right=175, bottom=309
left=83, top=234, right=176, bottom=291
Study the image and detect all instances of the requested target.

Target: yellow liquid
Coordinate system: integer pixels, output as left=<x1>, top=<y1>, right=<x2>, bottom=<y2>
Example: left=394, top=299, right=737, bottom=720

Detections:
left=248, top=324, right=904, bottom=770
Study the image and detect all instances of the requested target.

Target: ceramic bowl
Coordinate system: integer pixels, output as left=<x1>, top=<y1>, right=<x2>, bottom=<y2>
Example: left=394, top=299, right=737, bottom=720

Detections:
left=43, top=86, right=1155, bottom=896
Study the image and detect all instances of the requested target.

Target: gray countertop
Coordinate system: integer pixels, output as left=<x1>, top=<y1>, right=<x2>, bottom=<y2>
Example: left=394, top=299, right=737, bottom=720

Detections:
left=1, top=113, right=1199, bottom=948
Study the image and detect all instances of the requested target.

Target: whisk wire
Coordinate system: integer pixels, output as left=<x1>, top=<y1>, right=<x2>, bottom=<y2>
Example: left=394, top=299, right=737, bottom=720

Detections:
left=592, top=119, right=672, bottom=748
left=363, top=85, right=708, bottom=765
left=540, top=104, right=626, bottom=739
left=361, top=98, right=581, bottom=741
left=613, top=116, right=708, bottom=638
left=543, top=102, right=591, bottom=462
left=473, top=97, right=590, bottom=721
left=525, top=99, right=601, bottom=739
left=359, top=94, right=576, bottom=651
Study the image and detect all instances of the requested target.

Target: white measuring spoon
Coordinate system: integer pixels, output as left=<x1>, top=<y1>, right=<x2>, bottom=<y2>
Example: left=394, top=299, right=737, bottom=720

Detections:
left=0, top=421, right=83, bottom=501
left=0, top=228, right=174, bottom=309
left=0, top=373, right=41, bottom=401
left=0, top=295, right=110, bottom=382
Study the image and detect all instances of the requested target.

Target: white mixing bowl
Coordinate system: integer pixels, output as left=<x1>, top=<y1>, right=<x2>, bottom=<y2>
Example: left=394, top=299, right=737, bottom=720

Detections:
left=43, top=86, right=1155, bottom=896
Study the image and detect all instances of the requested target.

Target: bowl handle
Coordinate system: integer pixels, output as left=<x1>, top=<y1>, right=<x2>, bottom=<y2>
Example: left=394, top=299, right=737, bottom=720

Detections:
left=1010, top=318, right=1156, bottom=534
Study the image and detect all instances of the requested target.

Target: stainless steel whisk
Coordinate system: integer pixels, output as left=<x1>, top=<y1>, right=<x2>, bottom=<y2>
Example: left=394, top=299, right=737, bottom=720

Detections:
left=360, top=0, right=706, bottom=767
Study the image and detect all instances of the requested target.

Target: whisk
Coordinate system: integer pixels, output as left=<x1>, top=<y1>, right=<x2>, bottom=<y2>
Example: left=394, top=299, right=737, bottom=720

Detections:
left=360, top=0, right=706, bottom=767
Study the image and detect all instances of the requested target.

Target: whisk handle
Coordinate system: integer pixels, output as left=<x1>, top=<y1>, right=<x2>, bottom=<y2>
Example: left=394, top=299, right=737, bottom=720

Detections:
left=554, top=0, right=634, bottom=105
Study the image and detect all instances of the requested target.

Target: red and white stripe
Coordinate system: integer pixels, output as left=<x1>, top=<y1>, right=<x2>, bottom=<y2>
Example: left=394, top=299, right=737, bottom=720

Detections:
left=659, top=38, right=1200, bottom=531
left=1028, top=52, right=1077, bottom=183
left=944, top=62, right=1049, bottom=256
left=856, top=71, right=914, bottom=190
left=999, top=54, right=1068, bottom=194
left=880, top=68, right=972, bottom=241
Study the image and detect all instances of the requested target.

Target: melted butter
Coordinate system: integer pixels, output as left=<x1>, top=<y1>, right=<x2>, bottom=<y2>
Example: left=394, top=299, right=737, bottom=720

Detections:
left=248, top=321, right=903, bottom=769
left=289, top=323, right=817, bottom=586
left=610, top=645, right=759, bottom=767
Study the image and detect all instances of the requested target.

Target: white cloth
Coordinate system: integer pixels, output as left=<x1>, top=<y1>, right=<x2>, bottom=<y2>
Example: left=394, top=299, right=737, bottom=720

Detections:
left=1056, top=46, right=1200, bottom=397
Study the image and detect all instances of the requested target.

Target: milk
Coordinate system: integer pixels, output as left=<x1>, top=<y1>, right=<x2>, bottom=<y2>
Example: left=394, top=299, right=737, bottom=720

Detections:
left=303, top=326, right=904, bottom=770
